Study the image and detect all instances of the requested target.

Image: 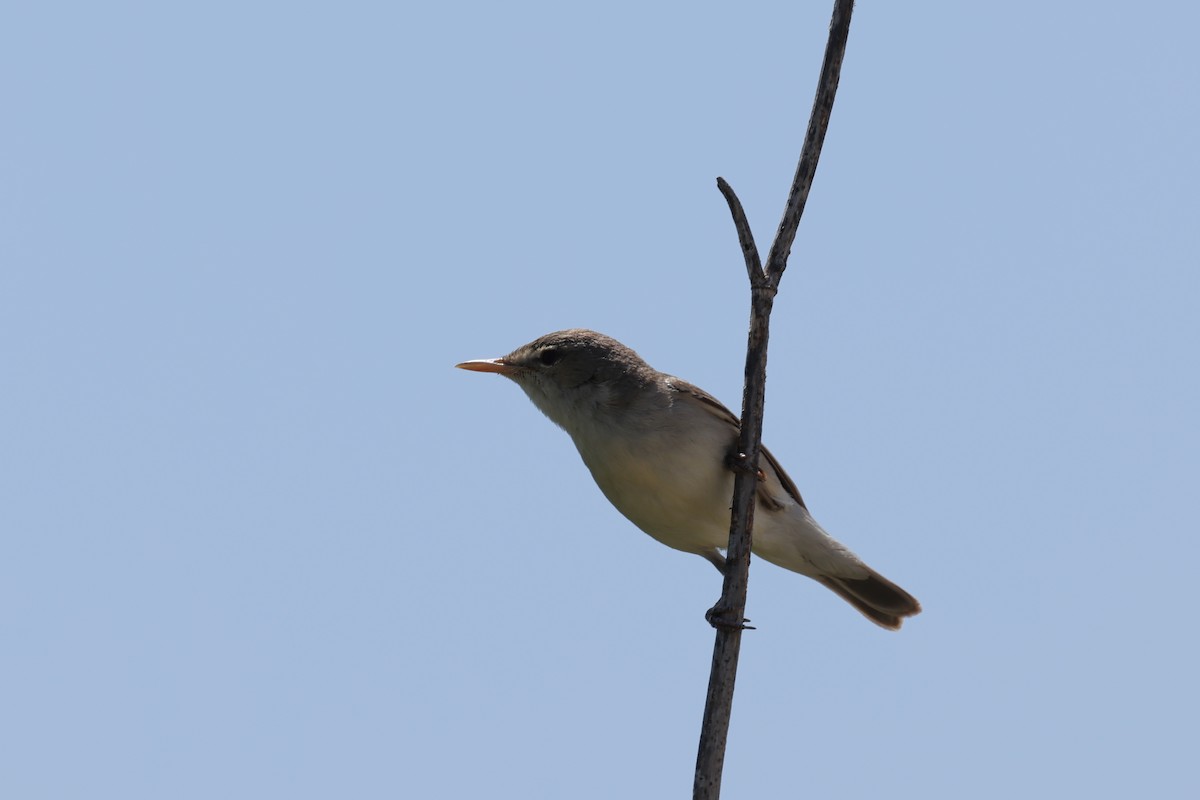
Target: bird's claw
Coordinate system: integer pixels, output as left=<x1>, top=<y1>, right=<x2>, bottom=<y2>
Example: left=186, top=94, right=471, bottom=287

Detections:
left=724, top=450, right=765, bottom=481
left=705, top=605, right=755, bottom=631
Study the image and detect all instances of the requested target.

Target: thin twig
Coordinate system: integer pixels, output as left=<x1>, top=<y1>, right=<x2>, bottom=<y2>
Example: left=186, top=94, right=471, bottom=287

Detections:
left=716, top=177, right=764, bottom=284
left=694, top=2, right=856, bottom=798
left=765, top=0, right=855, bottom=284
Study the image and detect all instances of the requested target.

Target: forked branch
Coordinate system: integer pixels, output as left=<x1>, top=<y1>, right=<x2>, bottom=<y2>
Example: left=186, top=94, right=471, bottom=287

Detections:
left=693, top=2, right=857, bottom=798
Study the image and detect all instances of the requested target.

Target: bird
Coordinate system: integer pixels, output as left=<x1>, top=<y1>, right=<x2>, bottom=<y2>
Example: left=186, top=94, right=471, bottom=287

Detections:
left=456, top=329, right=921, bottom=630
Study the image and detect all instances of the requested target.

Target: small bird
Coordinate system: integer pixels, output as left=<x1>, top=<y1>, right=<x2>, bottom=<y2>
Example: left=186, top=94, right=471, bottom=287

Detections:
left=456, top=329, right=921, bottom=630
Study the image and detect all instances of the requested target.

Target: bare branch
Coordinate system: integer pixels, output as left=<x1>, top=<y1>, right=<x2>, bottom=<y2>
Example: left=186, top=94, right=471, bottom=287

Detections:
left=716, top=177, right=764, bottom=284
left=764, top=0, right=855, bottom=284
left=693, top=283, right=773, bottom=799
left=694, top=2, right=857, bottom=798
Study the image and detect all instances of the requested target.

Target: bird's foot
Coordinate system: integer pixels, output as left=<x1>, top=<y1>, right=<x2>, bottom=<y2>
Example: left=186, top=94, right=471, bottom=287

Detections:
left=705, top=603, right=755, bottom=631
left=724, top=450, right=765, bottom=481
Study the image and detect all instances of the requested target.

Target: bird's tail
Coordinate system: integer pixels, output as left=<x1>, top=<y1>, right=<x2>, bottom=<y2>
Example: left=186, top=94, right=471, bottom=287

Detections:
left=815, top=570, right=922, bottom=631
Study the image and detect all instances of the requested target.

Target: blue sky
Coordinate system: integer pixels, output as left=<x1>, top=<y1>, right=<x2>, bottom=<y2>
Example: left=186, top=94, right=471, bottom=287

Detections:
left=3, top=1, right=1198, bottom=797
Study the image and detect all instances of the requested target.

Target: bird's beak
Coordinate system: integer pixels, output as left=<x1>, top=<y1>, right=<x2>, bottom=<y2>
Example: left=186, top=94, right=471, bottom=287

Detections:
left=455, top=358, right=518, bottom=375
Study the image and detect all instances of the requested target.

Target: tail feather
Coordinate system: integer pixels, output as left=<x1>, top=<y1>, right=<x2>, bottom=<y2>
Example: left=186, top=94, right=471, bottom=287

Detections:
left=817, top=572, right=922, bottom=631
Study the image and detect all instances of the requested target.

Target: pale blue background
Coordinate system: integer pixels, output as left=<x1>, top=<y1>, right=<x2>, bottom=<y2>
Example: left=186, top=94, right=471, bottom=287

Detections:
left=3, top=2, right=1197, bottom=797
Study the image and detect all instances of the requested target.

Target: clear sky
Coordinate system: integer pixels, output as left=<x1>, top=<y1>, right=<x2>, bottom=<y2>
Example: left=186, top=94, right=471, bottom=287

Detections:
left=3, top=1, right=1198, bottom=797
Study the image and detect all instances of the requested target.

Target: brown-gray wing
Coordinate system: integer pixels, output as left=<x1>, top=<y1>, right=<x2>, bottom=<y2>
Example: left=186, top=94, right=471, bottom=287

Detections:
left=671, top=377, right=809, bottom=511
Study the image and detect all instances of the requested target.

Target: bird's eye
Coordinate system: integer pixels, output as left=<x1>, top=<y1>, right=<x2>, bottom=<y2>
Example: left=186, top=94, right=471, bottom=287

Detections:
left=538, top=348, right=561, bottom=366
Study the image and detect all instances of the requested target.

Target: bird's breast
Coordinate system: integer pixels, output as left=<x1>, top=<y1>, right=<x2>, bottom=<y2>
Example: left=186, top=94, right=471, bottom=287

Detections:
left=571, top=415, right=737, bottom=553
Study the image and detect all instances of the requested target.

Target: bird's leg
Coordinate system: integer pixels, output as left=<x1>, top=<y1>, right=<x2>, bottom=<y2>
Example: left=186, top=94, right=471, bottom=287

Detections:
left=699, top=551, right=755, bottom=629
left=701, top=548, right=726, bottom=572
left=711, top=455, right=758, bottom=630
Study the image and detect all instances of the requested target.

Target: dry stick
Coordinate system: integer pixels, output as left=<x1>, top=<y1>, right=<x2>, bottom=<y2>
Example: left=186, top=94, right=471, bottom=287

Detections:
left=766, top=0, right=855, bottom=282
left=692, top=2, right=856, bottom=798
